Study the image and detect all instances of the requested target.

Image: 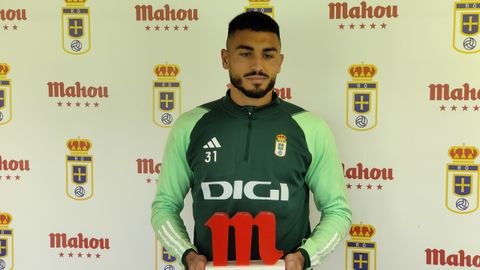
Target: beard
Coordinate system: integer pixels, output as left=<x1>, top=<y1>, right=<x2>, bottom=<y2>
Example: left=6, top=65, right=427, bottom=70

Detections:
left=229, top=71, right=276, bottom=99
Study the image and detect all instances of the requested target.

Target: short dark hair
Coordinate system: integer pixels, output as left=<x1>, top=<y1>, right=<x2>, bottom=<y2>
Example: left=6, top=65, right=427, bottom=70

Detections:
left=227, top=12, right=280, bottom=43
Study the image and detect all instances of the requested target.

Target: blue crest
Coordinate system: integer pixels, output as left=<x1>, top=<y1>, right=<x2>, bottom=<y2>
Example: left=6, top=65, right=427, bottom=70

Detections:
left=353, top=252, right=369, bottom=270
left=159, top=92, right=175, bottom=111
left=354, top=93, right=370, bottom=113
left=0, top=239, right=6, bottom=257
left=454, top=175, right=471, bottom=195
left=72, top=165, right=87, bottom=184
left=69, top=18, right=84, bottom=38
left=462, top=14, right=479, bottom=35
left=0, top=89, right=5, bottom=109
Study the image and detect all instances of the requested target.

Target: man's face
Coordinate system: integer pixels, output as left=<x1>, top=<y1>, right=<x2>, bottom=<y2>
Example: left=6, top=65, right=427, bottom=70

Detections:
left=222, top=29, right=284, bottom=99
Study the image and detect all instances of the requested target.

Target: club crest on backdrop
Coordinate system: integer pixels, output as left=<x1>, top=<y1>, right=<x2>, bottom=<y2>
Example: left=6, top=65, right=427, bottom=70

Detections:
left=0, top=64, right=12, bottom=126
left=446, top=145, right=479, bottom=214
left=153, top=64, right=182, bottom=128
left=65, top=137, right=94, bottom=200
left=0, top=212, right=14, bottom=270
left=453, top=0, right=480, bottom=53
left=345, top=224, right=377, bottom=270
left=346, top=63, right=378, bottom=131
left=62, top=0, right=91, bottom=55
left=245, top=0, right=275, bottom=18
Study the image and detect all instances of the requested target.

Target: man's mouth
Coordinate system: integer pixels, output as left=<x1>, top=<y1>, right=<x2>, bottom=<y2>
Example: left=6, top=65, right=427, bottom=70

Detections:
left=245, top=75, right=268, bottom=84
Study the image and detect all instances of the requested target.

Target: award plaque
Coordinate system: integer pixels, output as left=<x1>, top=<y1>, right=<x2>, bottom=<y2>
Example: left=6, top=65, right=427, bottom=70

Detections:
left=205, top=212, right=285, bottom=270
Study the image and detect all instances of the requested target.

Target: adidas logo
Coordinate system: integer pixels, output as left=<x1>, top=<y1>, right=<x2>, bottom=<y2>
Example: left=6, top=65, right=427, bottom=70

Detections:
left=203, top=137, right=221, bottom=149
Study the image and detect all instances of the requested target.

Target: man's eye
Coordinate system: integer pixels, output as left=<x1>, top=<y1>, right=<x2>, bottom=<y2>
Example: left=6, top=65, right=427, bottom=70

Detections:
left=264, top=54, right=274, bottom=59
left=240, top=52, right=252, bottom=57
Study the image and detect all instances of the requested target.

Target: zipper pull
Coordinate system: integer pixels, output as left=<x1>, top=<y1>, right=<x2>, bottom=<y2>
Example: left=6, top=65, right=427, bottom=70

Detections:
left=245, top=106, right=255, bottom=118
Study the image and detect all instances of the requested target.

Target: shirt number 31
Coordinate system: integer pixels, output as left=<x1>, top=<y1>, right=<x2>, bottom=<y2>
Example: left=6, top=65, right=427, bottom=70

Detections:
left=204, top=151, right=217, bottom=163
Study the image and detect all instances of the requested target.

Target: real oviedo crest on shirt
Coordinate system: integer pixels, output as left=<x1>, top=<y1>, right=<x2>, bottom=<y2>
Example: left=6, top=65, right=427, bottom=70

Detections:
left=61, top=0, right=91, bottom=55
left=274, top=134, right=287, bottom=157
left=346, top=63, right=378, bottom=131
left=152, top=64, right=182, bottom=128
left=66, top=137, right=94, bottom=200
left=446, top=145, right=479, bottom=214
left=453, top=0, right=480, bottom=54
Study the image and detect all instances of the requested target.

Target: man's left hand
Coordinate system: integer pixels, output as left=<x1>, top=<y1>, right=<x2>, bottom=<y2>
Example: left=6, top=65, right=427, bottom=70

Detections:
left=284, top=251, right=305, bottom=270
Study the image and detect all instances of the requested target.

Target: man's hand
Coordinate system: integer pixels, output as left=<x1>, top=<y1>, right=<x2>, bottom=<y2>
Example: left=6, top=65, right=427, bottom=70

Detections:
left=284, top=251, right=305, bottom=270
left=185, top=250, right=207, bottom=270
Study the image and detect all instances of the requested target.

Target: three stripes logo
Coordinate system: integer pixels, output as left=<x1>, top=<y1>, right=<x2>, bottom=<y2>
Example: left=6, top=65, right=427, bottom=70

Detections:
left=203, top=137, right=221, bottom=149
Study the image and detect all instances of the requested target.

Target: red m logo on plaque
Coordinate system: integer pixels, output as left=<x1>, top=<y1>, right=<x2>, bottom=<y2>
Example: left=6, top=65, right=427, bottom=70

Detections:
left=205, top=211, right=283, bottom=266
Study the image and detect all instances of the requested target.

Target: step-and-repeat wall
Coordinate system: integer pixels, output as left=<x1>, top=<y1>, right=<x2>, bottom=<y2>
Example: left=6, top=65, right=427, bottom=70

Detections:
left=1, top=0, right=479, bottom=269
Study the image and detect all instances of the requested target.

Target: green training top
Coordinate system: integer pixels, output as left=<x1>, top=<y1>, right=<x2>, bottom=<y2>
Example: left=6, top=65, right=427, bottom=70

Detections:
left=151, top=91, right=351, bottom=269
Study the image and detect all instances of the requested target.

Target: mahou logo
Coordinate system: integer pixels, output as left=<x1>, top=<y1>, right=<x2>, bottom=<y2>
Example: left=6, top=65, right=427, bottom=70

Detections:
left=0, top=212, right=14, bottom=270
left=273, top=87, right=292, bottom=100
left=136, top=158, right=161, bottom=184
left=446, top=145, right=479, bottom=214
left=49, top=232, right=110, bottom=260
left=345, top=224, right=377, bottom=270
left=425, top=248, right=480, bottom=267
left=153, top=64, right=181, bottom=128
left=428, top=83, right=480, bottom=112
left=1, top=4, right=27, bottom=32
left=245, top=0, right=275, bottom=18
left=328, top=1, right=398, bottom=30
left=61, top=0, right=91, bottom=54
left=453, top=0, right=480, bottom=54
left=47, top=81, right=109, bottom=109
left=346, top=63, right=378, bottom=131
left=0, top=64, right=12, bottom=125
left=0, top=155, right=30, bottom=182
left=343, top=162, right=394, bottom=191
left=65, top=138, right=94, bottom=200
left=135, top=3, right=199, bottom=32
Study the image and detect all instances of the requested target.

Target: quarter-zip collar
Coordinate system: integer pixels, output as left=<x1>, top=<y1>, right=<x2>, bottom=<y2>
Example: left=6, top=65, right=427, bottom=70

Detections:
left=221, top=89, right=282, bottom=119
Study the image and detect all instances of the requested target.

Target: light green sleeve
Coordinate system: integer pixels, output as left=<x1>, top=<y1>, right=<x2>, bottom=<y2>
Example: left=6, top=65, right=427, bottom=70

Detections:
left=151, top=107, right=209, bottom=262
left=293, top=112, right=352, bottom=267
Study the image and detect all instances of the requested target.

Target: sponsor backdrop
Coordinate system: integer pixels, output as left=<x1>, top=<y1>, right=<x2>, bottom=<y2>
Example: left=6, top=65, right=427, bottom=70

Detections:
left=0, top=0, right=479, bottom=269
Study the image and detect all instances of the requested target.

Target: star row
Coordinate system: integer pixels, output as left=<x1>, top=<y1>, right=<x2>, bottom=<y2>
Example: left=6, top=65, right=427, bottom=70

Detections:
left=439, top=105, right=480, bottom=111
left=146, top=177, right=158, bottom=184
left=144, top=25, right=190, bottom=31
left=58, top=252, right=102, bottom=259
left=56, top=101, right=100, bottom=108
left=338, top=22, right=388, bottom=30
left=2, top=24, right=19, bottom=31
left=346, top=183, right=383, bottom=190
left=0, top=175, right=21, bottom=181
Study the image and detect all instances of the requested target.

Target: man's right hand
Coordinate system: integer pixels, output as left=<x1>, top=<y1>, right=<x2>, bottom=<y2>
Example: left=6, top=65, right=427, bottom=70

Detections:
left=185, top=250, right=208, bottom=270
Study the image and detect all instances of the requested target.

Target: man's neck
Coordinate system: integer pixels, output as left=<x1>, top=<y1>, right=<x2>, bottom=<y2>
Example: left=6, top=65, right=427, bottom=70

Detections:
left=229, top=86, right=273, bottom=107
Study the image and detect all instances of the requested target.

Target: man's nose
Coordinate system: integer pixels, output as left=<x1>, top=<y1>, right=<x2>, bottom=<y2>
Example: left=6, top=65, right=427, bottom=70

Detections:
left=251, top=55, right=264, bottom=72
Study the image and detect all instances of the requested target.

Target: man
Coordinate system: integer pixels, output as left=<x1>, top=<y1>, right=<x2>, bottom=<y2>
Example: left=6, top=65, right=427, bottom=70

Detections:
left=152, top=12, right=351, bottom=270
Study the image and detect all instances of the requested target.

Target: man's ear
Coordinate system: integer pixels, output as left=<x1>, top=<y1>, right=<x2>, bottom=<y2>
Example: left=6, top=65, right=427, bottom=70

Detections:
left=221, top=49, right=229, bottom=70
